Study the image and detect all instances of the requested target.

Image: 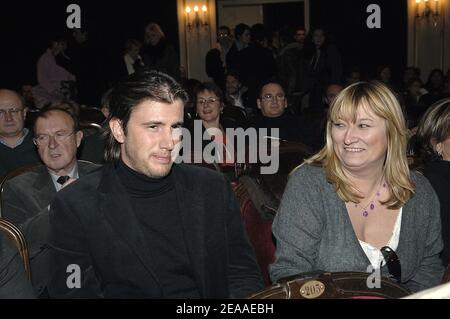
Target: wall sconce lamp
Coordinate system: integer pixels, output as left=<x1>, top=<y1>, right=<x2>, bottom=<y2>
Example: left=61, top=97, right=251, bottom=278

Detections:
left=185, top=4, right=209, bottom=32
left=415, top=0, right=440, bottom=20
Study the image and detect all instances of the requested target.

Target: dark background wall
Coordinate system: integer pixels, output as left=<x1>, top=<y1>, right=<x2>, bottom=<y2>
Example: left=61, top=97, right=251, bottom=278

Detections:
left=0, top=0, right=407, bottom=90
left=309, top=0, right=407, bottom=82
left=0, top=0, right=179, bottom=89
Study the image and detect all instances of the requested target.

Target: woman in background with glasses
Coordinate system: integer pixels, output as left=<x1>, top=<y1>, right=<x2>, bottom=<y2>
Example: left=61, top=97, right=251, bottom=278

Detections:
left=415, top=98, right=450, bottom=267
left=270, top=81, right=444, bottom=293
left=186, top=82, right=237, bottom=167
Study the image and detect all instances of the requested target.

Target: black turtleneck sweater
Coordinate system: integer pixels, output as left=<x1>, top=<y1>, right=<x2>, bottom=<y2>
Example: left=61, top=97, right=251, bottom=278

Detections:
left=248, top=112, right=301, bottom=142
left=116, top=160, right=199, bottom=298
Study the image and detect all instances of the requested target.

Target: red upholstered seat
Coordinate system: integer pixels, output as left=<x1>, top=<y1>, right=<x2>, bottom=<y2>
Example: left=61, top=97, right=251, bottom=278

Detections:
left=234, top=183, right=276, bottom=286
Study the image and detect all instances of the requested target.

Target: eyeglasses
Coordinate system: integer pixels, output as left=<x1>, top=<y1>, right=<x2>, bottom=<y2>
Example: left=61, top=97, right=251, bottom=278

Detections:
left=380, top=246, right=401, bottom=283
left=261, top=93, right=285, bottom=102
left=197, top=97, right=220, bottom=105
left=33, top=131, right=76, bottom=146
left=0, top=108, right=24, bottom=119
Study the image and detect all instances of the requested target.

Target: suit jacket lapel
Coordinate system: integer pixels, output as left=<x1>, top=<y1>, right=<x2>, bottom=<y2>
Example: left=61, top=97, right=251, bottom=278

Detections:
left=98, top=164, right=163, bottom=292
left=172, top=165, right=207, bottom=296
left=78, top=161, right=100, bottom=176
left=32, top=166, right=56, bottom=211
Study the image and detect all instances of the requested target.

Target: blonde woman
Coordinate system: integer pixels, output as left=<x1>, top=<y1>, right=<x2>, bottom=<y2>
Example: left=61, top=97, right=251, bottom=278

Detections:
left=142, top=22, right=179, bottom=79
left=270, top=81, right=444, bottom=292
left=415, top=98, right=450, bottom=266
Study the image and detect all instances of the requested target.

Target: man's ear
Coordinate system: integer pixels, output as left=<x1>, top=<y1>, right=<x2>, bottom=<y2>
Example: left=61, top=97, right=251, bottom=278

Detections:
left=110, top=118, right=125, bottom=143
left=257, top=99, right=262, bottom=110
left=75, top=130, right=83, bottom=148
left=23, top=107, right=28, bottom=120
left=430, top=138, right=441, bottom=154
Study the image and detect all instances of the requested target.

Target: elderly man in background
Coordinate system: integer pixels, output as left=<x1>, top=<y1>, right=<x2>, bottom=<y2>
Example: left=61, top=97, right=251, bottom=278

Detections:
left=0, top=89, right=40, bottom=179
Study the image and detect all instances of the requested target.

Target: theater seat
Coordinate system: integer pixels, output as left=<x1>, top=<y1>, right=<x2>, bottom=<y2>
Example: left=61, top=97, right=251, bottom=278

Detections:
left=79, top=107, right=105, bottom=125
left=0, top=218, right=31, bottom=280
left=0, top=163, right=41, bottom=218
left=231, top=141, right=313, bottom=286
left=248, top=271, right=410, bottom=299
left=234, top=183, right=275, bottom=286
left=442, top=264, right=450, bottom=283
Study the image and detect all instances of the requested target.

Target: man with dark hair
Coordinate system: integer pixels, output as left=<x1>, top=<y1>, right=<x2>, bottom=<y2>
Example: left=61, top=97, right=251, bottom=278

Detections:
left=47, top=70, right=263, bottom=298
left=298, top=83, right=343, bottom=152
left=205, top=25, right=232, bottom=90
left=0, top=89, right=40, bottom=179
left=239, top=24, right=277, bottom=110
left=2, top=105, right=99, bottom=297
left=226, top=23, right=251, bottom=72
left=249, top=80, right=301, bottom=142
left=277, top=27, right=307, bottom=102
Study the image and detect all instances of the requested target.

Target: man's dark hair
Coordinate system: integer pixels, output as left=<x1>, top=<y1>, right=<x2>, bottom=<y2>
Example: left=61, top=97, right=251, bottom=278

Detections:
left=234, top=23, right=250, bottom=39
left=34, top=104, right=80, bottom=134
left=105, top=70, right=189, bottom=162
left=250, top=23, right=267, bottom=43
left=225, top=70, right=242, bottom=83
left=257, top=80, right=285, bottom=99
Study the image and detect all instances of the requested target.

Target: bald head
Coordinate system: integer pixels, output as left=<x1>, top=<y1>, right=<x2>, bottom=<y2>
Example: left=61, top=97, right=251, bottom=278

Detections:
left=0, top=89, right=27, bottom=141
left=0, top=89, right=24, bottom=106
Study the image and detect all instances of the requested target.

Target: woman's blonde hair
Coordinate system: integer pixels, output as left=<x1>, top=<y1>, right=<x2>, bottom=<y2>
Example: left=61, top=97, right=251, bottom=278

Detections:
left=304, top=81, right=414, bottom=209
left=144, top=23, right=165, bottom=43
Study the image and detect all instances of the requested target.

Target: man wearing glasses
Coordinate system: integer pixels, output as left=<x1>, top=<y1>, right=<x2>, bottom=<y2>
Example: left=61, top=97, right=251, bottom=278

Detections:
left=2, top=106, right=99, bottom=225
left=249, top=81, right=301, bottom=142
left=205, top=25, right=233, bottom=90
left=2, top=106, right=99, bottom=297
left=0, top=89, right=40, bottom=179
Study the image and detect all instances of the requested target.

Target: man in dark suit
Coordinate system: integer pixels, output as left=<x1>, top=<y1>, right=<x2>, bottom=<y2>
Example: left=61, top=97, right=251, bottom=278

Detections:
left=47, top=70, right=263, bottom=298
left=2, top=106, right=99, bottom=225
left=2, top=106, right=99, bottom=297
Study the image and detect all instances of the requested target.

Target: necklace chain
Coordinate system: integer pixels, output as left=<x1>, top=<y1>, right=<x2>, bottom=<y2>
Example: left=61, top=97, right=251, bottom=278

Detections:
left=354, top=179, right=386, bottom=217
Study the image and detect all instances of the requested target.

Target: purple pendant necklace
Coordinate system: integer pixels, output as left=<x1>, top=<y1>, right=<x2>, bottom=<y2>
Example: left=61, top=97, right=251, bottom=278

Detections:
left=355, top=181, right=386, bottom=217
